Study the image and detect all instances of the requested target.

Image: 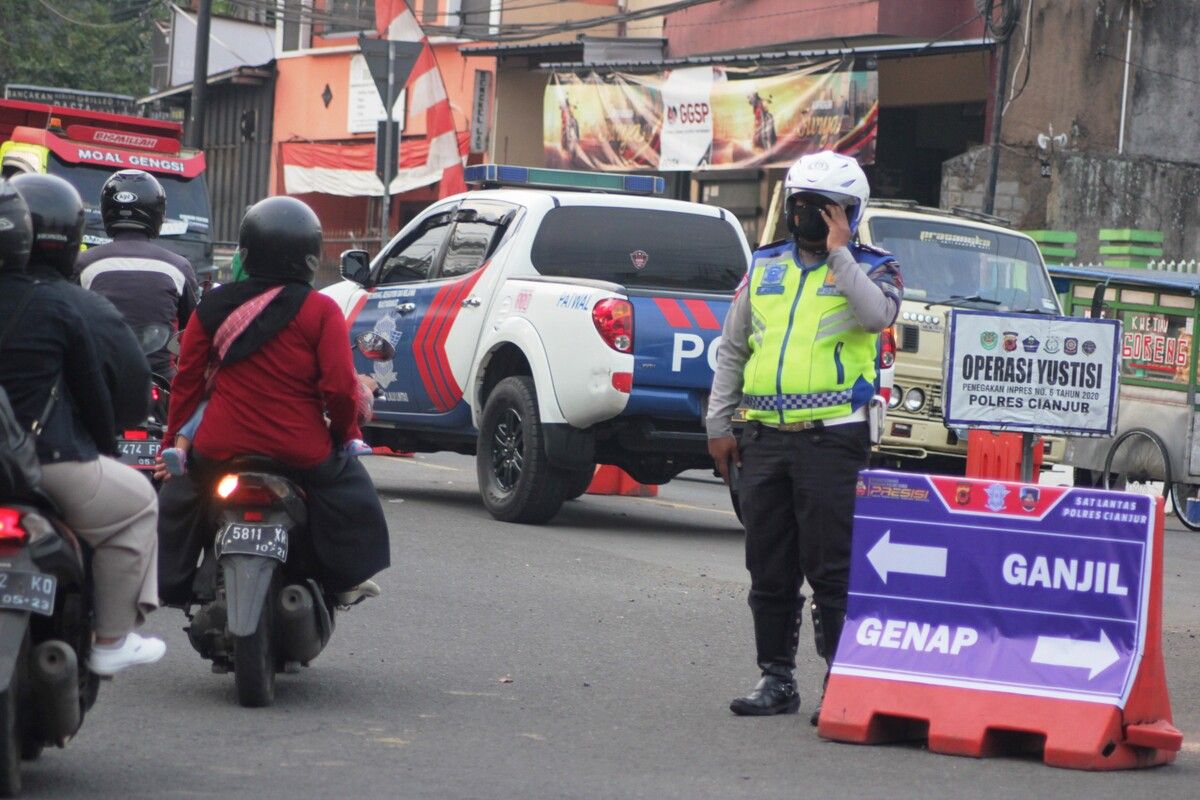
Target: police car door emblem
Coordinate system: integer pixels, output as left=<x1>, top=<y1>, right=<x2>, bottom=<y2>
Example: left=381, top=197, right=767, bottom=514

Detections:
left=630, top=250, right=649, bottom=270
left=371, top=312, right=399, bottom=389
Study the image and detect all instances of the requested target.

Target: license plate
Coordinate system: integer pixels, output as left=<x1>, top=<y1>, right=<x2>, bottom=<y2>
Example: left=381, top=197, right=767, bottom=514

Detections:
left=217, top=523, right=289, bottom=562
left=0, top=569, right=56, bottom=617
left=116, top=438, right=161, bottom=469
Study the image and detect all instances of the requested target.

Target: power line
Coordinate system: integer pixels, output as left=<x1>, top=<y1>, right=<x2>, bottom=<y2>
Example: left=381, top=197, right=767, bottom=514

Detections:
left=33, top=0, right=162, bottom=29
left=1100, top=50, right=1200, bottom=86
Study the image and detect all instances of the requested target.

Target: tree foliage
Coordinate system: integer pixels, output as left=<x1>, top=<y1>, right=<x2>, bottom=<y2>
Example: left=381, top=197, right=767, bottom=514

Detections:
left=0, top=0, right=160, bottom=98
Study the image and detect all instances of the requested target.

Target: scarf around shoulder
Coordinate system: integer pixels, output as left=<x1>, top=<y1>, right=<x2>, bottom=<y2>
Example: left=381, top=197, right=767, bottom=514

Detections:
left=195, top=276, right=312, bottom=366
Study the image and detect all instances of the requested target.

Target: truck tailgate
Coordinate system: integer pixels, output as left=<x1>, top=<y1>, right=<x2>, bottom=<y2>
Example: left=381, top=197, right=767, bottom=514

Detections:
left=626, top=290, right=732, bottom=420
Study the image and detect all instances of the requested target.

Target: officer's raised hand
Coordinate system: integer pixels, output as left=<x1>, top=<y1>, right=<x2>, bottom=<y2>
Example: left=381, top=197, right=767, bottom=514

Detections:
left=708, top=435, right=740, bottom=486
left=820, top=203, right=851, bottom=252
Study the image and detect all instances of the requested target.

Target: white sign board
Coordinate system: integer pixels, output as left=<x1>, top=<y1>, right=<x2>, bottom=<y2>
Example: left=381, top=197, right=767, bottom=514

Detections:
left=944, top=310, right=1122, bottom=437
left=469, top=69, right=493, bottom=154
left=348, top=54, right=406, bottom=135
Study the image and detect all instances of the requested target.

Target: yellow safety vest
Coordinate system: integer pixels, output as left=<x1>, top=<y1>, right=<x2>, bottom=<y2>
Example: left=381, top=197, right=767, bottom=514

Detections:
left=743, top=244, right=878, bottom=424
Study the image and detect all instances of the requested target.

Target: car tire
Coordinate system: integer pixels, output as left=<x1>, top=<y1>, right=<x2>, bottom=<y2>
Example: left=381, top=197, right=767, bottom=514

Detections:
left=477, top=376, right=569, bottom=524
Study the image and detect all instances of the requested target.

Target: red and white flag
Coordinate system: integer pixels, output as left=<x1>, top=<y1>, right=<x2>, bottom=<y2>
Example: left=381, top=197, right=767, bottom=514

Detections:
left=375, top=1, right=466, bottom=198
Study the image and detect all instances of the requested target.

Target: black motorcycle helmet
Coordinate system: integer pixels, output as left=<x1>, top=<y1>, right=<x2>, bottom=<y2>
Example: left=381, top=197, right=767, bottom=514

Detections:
left=100, top=169, right=166, bottom=237
left=239, top=196, right=322, bottom=285
left=0, top=178, right=33, bottom=274
left=10, top=174, right=85, bottom=278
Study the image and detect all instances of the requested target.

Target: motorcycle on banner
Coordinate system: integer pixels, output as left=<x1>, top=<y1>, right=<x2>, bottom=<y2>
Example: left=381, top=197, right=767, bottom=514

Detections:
left=181, top=332, right=392, bottom=708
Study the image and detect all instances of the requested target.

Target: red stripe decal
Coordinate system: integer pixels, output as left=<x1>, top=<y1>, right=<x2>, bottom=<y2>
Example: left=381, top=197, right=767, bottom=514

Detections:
left=414, top=285, right=457, bottom=410
left=346, top=291, right=371, bottom=327
left=683, top=299, right=721, bottom=330
left=654, top=298, right=691, bottom=328
left=430, top=266, right=489, bottom=409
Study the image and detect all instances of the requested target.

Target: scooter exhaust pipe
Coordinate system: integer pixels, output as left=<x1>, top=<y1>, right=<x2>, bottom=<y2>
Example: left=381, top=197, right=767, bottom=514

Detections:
left=277, top=584, right=324, bottom=663
left=30, top=640, right=81, bottom=742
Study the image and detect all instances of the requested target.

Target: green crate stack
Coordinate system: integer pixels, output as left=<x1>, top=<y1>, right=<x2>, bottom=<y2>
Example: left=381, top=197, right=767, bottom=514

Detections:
left=1098, top=228, right=1163, bottom=269
left=1023, top=230, right=1077, bottom=264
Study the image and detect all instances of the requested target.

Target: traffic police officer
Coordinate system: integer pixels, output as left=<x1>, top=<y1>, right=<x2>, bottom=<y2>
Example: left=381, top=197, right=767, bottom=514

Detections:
left=707, top=151, right=902, bottom=719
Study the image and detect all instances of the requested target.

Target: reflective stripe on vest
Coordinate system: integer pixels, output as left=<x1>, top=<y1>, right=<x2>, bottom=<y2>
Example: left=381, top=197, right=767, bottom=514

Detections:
left=742, top=245, right=877, bottom=424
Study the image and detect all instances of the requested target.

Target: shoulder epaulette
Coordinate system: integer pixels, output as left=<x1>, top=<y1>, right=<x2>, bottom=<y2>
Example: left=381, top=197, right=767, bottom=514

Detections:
left=755, top=238, right=791, bottom=257
left=854, top=242, right=894, bottom=258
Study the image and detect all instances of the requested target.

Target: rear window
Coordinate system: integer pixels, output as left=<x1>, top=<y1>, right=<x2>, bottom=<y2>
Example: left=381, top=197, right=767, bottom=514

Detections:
left=530, top=206, right=746, bottom=292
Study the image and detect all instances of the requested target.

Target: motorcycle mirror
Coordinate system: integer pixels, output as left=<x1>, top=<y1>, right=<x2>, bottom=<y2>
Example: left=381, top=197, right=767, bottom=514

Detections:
left=136, top=323, right=172, bottom=355
left=354, top=331, right=395, bottom=362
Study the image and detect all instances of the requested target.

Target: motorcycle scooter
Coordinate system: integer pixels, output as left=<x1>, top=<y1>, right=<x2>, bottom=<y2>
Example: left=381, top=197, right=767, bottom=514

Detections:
left=184, top=332, right=393, bottom=707
left=0, top=319, right=181, bottom=795
left=115, top=325, right=174, bottom=485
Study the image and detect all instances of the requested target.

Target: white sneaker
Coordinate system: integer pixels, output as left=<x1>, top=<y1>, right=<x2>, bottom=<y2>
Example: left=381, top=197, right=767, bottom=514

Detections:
left=87, top=632, right=167, bottom=676
left=335, top=579, right=381, bottom=608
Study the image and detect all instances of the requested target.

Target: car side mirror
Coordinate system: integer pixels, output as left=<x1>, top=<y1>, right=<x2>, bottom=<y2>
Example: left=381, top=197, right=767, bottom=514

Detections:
left=354, top=331, right=395, bottom=362
left=340, top=249, right=371, bottom=285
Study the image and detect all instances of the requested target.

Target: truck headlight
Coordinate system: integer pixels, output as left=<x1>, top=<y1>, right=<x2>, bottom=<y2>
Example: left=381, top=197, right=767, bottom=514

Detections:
left=903, top=387, right=926, bottom=413
left=888, top=386, right=903, bottom=410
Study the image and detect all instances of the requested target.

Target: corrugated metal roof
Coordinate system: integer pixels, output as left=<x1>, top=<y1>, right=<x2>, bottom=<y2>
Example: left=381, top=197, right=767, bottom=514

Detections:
left=536, top=36, right=989, bottom=71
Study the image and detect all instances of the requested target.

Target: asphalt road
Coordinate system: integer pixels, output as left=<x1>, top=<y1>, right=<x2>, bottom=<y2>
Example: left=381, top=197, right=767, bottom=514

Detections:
left=18, top=454, right=1200, bottom=799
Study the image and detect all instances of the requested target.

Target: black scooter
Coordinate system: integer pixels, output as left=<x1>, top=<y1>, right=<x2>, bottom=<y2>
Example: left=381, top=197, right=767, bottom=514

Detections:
left=183, top=332, right=393, bottom=707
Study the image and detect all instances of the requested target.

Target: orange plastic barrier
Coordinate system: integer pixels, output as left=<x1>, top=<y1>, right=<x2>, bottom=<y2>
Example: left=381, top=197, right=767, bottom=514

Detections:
left=818, top=497, right=1181, bottom=770
left=585, top=466, right=659, bottom=497
left=965, top=429, right=1044, bottom=481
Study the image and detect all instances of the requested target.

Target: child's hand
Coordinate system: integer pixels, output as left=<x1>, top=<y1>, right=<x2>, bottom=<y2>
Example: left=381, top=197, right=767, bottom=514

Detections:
left=152, top=454, right=171, bottom=482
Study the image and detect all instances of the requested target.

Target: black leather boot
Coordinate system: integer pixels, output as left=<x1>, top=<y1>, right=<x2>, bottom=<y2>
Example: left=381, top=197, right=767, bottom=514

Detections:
left=731, top=608, right=803, bottom=716
left=809, top=603, right=846, bottom=726
left=730, top=674, right=800, bottom=716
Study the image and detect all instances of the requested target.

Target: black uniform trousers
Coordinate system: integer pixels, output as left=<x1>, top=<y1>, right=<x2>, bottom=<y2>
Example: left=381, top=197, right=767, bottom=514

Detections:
left=737, top=420, right=870, bottom=676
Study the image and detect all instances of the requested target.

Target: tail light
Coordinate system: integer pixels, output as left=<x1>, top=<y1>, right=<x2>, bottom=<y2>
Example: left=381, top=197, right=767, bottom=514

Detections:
left=123, top=429, right=149, bottom=440
left=592, top=298, right=633, bottom=353
left=151, top=385, right=161, bottom=402
left=880, top=326, right=896, bottom=369
left=0, top=508, right=26, bottom=543
left=214, top=474, right=294, bottom=507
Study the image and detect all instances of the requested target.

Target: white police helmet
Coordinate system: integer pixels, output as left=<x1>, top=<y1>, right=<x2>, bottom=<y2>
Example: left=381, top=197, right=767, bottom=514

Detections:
left=783, top=151, right=870, bottom=235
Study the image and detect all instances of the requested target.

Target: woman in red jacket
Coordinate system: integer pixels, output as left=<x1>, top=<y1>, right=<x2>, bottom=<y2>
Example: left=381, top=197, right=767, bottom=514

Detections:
left=156, top=197, right=389, bottom=606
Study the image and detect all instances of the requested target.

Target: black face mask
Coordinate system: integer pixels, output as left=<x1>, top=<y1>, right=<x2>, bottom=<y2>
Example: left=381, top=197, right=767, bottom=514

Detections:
left=793, top=203, right=829, bottom=244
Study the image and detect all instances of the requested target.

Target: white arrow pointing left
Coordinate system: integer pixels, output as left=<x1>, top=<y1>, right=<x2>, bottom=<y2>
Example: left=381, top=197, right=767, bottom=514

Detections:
left=866, top=531, right=948, bottom=583
left=1031, top=630, right=1120, bottom=680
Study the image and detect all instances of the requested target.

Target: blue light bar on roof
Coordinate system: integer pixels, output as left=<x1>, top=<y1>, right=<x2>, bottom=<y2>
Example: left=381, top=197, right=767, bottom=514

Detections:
left=463, top=164, right=665, bottom=195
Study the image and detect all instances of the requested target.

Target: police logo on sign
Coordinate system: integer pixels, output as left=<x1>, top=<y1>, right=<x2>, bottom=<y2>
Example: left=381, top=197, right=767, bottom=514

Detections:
left=985, top=483, right=1010, bottom=512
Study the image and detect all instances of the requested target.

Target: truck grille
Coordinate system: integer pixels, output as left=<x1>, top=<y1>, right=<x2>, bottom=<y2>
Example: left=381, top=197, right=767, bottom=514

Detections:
left=927, top=383, right=943, bottom=419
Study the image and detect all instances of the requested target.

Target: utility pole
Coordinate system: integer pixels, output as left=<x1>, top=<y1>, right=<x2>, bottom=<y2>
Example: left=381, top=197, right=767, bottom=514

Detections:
left=984, top=5, right=1012, bottom=215
left=380, top=40, right=396, bottom=251
left=186, top=0, right=212, bottom=149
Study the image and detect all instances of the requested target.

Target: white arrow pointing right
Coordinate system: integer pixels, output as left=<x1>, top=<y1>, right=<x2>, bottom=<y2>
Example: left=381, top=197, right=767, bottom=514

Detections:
left=866, top=531, right=948, bottom=583
left=1031, top=630, right=1120, bottom=680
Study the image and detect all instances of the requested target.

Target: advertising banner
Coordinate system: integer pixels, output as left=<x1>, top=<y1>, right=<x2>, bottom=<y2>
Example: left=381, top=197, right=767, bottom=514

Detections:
left=835, top=471, right=1154, bottom=707
left=944, top=310, right=1122, bottom=437
left=544, top=62, right=877, bottom=172
left=1118, top=308, right=1193, bottom=386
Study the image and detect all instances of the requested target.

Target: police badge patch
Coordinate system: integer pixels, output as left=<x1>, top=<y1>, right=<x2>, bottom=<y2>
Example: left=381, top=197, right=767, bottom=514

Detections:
left=757, top=263, right=787, bottom=295
left=630, top=250, right=649, bottom=270
left=985, top=483, right=1010, bottom=512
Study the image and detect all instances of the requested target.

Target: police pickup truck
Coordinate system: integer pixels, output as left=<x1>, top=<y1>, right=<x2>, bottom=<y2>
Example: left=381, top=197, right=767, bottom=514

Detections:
left=322, top=165, right=749, bottom=524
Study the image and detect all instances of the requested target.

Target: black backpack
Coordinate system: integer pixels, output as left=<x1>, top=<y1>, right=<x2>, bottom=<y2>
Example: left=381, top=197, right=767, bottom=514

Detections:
left=0, top=284, right=59, bottom=500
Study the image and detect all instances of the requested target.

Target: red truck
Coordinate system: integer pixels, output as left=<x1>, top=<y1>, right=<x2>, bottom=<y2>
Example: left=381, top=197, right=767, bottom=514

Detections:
left=0, top=99, right=213, bottom=271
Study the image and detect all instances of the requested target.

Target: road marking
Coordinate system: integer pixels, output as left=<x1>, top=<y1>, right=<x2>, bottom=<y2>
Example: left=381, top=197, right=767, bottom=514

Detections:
left=1031, top=630, right=1120, bottom=679
left=644, top=498, right=738, bottom=517
left=372, top=457, right=462, bottom=472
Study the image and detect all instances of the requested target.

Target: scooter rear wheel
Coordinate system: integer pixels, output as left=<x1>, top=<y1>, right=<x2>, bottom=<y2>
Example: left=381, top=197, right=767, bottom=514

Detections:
left=0, top=633, right=27, bottom=798
left=233, top=588, right=277, bottom=708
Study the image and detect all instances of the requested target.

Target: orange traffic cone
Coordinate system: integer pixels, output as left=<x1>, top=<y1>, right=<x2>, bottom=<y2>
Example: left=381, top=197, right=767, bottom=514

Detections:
left=585, top=465, right=658, bottom=497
